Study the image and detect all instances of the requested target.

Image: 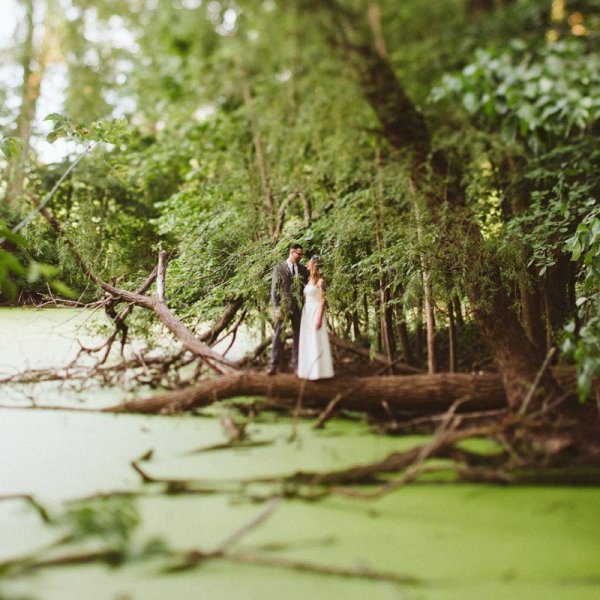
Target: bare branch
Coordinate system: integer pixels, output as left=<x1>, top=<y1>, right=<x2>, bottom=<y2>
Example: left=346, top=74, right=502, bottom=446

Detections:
left=156, top=250, right=168, bottom=302
left=37, top=205, right=238, bottom=375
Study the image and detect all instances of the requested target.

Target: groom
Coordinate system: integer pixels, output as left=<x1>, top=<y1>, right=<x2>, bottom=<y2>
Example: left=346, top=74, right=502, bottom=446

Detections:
left=267, top=243, right=309, bottom=375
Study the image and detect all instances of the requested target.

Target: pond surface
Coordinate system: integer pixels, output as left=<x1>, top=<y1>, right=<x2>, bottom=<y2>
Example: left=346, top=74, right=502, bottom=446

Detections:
left=1, top=308, right=599, bottom=599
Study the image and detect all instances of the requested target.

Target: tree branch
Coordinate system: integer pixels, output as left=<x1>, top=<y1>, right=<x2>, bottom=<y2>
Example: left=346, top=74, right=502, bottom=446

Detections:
left=38, top=206, right=237, bottom=375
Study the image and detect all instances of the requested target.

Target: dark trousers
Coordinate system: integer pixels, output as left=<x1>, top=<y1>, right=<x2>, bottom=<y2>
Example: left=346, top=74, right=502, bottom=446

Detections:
left=270, top=310, right=302, bottom=371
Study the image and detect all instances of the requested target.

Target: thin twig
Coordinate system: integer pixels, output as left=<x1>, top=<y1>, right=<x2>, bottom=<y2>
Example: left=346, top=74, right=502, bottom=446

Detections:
left=223, top=551, right=418, bottom=585
left=519, top=347, right=557, bottom=416
left=385, top=408, right=507, bottom=433
left=212, top=497, right=281, bottom=554
left=314, top=393, right=343, bottom=429
left=0, top=494, right=51, bottom=523
left=0, top=143, right=95, bottom=244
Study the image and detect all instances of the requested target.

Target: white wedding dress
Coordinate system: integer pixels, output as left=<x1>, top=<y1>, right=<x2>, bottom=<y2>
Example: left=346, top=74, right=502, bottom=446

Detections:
left=297, top=283, right=334, bottom=380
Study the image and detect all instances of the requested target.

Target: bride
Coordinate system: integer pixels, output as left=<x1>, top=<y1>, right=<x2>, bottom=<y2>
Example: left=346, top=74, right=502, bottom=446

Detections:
left=297, top=256, right=334, bottom=380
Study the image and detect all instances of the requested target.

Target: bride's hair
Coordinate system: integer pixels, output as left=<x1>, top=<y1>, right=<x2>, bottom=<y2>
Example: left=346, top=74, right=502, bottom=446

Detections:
left=308, top=256, right=322, bottom=281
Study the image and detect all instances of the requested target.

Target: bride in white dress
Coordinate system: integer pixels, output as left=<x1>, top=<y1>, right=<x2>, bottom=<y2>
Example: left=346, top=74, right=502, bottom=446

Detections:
left=297, top=256, right=334, bottom=380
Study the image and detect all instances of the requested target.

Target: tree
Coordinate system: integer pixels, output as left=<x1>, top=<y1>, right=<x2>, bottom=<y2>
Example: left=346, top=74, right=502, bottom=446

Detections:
left=292, top=0, right=561, bottom=408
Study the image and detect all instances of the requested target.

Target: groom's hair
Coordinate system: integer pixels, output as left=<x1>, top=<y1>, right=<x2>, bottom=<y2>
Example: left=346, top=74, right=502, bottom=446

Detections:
left=289, top=243, right=303, bottom=251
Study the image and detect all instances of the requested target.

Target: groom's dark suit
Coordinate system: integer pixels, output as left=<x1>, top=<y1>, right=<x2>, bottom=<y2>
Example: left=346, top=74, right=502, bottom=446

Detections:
left=269, top=260, right=309, bottom=372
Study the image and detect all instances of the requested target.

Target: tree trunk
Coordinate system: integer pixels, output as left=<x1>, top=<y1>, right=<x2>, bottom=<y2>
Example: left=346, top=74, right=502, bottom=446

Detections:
left=394, top=287, right=413, bottom=366
left=414, top=295, right=424, bottom=366
left=351, top=286, right=361, bottom=339
left=306, top=0, right=559, bottom=408
left=542, top=253, right=574, bottom=347
left=39, top=206, right=238, bottom=375
left=106, top=371, right=508, bottom=414
left=466, top=264, right=551, bottom=407
left=453, top=294, right=464, bottom=327
left=412, top=194, right=437, bottom=373
left=447, top=298, right=457, bottom=373
left=373, top=286, right=382, bottom=352
left=518, top=267, right=547, bottom=352
left=105, top=367, right=579, bottom=416
left=199, top=297, right=245, bottom=344
left=5, top=0, right=47, bottom=211
left=423, top=268, right=437, bottom=374
left=379, top=277, right=395, bottom=363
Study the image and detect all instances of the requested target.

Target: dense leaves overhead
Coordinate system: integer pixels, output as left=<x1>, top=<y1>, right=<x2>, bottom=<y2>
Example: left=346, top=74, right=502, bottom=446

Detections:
left=1, top=0, right=599, bottom=392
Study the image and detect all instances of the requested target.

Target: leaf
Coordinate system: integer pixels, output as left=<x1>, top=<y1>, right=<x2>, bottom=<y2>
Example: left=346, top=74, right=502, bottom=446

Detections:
left=0, top=278, right=17, bottom=300
left=26, top=262, right=59, bottom=282
left=27, top=261, right=41, bottom=283
left=0, top=137, right=22, bottom=158
left=462, top=92, right=478, bottom=114
left=0, top=227, right=26, bottom=247
left=37, top=263, right=60, bottom=277
left=538, top=77, right=553, bottom=93
left=50, top=280, right=77, bottom=299
left=0, top=250, right=26, bottom=276
left=500, top=121, right=517, bottom=142
left=576, top=369, right=592, bottom=402
left=44, top=113, right=67, bottom=123
left=46, top=131, right=59, bottom=143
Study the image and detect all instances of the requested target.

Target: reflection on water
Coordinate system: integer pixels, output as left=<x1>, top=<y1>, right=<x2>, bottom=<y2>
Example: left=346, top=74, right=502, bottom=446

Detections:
left=1, top=308, right=600, bottom=600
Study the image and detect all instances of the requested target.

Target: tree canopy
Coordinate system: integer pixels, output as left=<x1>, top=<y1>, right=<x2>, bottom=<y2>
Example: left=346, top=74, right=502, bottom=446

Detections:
left=1, top=0, right=599, bottom=399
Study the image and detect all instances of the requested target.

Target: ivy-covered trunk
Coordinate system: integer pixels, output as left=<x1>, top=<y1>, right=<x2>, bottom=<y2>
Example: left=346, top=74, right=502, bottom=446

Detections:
left=543, top=254, right=576, bottom=346
left=310, top=0, right=557, bottom=408
left=465, top=259, right=553, bottom=407
left=518, top=266, right=547, bottom=352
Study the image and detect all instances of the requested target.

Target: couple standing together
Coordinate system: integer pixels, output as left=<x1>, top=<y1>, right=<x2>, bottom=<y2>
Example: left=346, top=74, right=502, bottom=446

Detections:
left=267, top=244, right=334, bottom=380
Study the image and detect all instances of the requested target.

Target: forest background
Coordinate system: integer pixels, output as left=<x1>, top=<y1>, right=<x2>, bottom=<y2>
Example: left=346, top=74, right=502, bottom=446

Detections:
left=1, top=0, right=599, bottom=408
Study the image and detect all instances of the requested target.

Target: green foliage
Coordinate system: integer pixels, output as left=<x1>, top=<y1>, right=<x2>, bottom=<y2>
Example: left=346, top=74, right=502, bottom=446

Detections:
left=2, top=114, right=139, bottom=301
left=0, top=497, right=169, bottom=585
left=44, top=113, right=131, bottom=145
left=0, top=220, right=75, bottom=301
left=430, top=24, right=600, bottom=394
left=0, top=228, right=27, bottom=300
left=60, top=496, right=170, bottom=565
left=14, top=115, right=159, bottom=298
left=0, top=138, right=24, bottom=298
left=563, top=206, right=600, bottom=399
left=65, top=496, right=140, bottom=550
left=505, top=140, right=600, bottom=276
left=431, top=39, right=600, bottom=152
left=3, top=0, right=599, bottom=384
left=0, top=136, right=22, bottom=159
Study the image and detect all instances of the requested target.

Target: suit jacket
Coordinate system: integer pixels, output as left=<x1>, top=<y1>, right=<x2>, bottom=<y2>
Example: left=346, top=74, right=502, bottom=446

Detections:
left=271, top=261, right=309, bottom=316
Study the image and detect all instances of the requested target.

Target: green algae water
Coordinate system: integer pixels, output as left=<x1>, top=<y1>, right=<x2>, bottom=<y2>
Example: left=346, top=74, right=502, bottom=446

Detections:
left=1, top=308, right=599, bottom=599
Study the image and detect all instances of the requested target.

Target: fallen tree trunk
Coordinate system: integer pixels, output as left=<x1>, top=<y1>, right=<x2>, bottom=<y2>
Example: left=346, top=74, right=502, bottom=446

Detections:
left=105, top=371, right=508, bottom=414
